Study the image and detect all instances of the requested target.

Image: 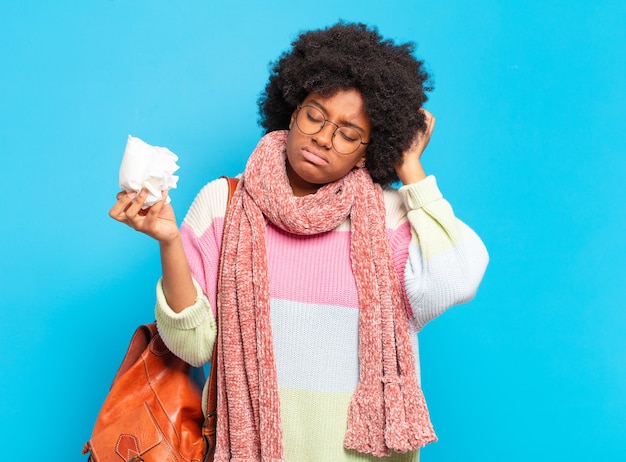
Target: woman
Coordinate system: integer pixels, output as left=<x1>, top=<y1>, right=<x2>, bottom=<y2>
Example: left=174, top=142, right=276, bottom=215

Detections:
left=110, top=21, right=488, bottom=462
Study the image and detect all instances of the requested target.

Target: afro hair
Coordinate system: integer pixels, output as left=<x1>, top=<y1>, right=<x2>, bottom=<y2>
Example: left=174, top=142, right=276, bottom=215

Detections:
left=258, top=21, right=433, bottom=186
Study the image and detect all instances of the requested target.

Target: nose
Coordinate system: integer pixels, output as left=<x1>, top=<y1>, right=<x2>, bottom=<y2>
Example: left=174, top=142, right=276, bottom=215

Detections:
left=313, top=122, right=336, bottom=149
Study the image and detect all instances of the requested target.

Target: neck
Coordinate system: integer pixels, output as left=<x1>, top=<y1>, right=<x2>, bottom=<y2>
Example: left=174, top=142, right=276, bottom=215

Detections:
left=285, top=160, right=321, bottom=197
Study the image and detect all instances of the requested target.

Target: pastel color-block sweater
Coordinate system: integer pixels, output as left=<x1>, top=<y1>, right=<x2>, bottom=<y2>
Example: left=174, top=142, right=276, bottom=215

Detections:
left=156, top=175, right=488, bottom=461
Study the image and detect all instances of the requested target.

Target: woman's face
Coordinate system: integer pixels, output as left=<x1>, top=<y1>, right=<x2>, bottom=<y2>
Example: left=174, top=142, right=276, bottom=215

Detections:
left=285, top=88, right=371, bottom=196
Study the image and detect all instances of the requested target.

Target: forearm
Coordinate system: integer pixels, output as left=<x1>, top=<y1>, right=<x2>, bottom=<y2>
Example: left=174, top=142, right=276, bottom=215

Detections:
left=396, top=109, right=434, bottom=185
left=405, top=224, right=488, bottom=330
left=160, top=236, right=197, bottom=312
left=155, top=278, right=216, bottom=366
left=396, top=157, right=427, bottom=185
left=400, top=177, right=489, bottom=329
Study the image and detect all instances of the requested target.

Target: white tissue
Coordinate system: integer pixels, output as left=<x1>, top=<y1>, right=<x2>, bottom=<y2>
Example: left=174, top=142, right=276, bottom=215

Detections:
left=119, top=135, right=180, bottom=208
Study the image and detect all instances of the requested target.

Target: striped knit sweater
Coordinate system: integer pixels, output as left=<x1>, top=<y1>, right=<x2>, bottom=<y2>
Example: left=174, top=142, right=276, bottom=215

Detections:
left=155, top=175, right=488, bottom=461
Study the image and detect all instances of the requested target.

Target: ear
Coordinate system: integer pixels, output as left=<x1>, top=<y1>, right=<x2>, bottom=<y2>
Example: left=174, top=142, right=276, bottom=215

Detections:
left=289, top=108, right=298, bottom=129
left=356, top=156, right=366, bottom=168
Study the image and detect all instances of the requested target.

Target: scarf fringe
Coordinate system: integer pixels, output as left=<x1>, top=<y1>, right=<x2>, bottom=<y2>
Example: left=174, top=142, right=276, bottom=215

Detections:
left=384, top=380, right=410, bottom=452
left=344, top=377, right=437, bottom=456
left=344, top=382, right=389, bottom=457
left=389, top=377, right=438, bottom=450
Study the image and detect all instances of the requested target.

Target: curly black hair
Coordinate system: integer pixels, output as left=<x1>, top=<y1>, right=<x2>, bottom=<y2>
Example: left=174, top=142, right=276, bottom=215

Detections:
left=258, top=21, right=433, bottom=186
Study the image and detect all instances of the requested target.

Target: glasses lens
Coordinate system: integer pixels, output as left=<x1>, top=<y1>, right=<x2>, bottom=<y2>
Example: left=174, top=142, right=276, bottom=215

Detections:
left=333, top=127, right=361, bottom=154
left=296, top=106, right=324, bottom=135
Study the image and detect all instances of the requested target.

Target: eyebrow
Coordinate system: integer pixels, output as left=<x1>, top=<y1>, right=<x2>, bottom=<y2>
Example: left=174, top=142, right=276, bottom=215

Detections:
left=307, top=100, right=368, bottom=133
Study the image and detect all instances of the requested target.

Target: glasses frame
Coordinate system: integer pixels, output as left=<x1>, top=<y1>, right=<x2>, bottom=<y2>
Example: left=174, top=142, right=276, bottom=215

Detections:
left=295, top=104, right=370, bottom=155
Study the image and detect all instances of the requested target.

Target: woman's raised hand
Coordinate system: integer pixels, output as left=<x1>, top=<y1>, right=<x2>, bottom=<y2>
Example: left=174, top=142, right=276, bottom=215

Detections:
left=395, top=108, right=436, bottom=185
left=109, top=189, right=180, bottom=243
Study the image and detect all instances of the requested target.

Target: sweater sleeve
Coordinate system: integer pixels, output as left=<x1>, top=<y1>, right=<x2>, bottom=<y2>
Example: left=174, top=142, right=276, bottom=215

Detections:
left=155, top=278, right=216, bottom=367
left=398, top=175, right=489, bottom=331
left=154, top=177, right=231, bottom=366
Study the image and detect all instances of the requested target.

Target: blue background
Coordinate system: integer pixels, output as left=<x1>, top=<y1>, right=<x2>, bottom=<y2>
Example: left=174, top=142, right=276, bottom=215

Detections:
left=1, top=1, right=625, bottom=460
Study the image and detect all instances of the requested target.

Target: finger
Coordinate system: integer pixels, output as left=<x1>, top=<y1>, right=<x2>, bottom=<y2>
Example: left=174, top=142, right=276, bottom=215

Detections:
left=425, top=116, right=435, bottom=138
left=143, top=191, right=168, bottom=223
left=124, top=189, right=150, bottom=221
left=420, top=108, right=434, bottom=120
left=109, top=191, right=137, bottom=221
left=420, top=109, right=435, bottom=132
left=427, top=113, right=436, bottom=134
left=154, top=190, right=169, bottom=210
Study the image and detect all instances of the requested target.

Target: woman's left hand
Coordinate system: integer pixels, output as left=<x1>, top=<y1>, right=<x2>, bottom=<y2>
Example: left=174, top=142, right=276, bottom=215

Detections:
left=395, top=109, right=436, bottom=185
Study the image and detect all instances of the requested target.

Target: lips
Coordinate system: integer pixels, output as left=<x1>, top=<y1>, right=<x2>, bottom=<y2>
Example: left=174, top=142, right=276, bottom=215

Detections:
left=301, top=147, right=329, bottom=166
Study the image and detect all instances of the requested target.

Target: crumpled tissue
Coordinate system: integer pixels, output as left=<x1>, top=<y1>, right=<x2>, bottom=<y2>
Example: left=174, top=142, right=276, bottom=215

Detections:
left=119, top=135, right=180, bottom=208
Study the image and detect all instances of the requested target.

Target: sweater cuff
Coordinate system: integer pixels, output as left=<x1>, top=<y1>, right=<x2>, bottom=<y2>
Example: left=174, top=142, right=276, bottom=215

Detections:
left=155, top=277, right=213, bottom=330
left=398, top=175, right=443, bottom=210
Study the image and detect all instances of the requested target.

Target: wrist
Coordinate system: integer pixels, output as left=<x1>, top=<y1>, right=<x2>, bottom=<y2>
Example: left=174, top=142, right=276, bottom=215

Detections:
left=396, top=158, right=427, bottom=185
left=159, top=233, right=183, bottom=251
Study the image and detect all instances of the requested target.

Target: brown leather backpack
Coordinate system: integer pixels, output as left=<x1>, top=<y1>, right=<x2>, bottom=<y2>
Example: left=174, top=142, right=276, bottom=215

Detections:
left=82, top=323, right=206, bottom=461
left=83, top=177, right=237, bottom=462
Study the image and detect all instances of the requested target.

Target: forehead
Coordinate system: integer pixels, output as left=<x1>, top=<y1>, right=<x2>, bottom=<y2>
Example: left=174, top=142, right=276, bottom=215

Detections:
left=301, top=89, right=370, bottom=127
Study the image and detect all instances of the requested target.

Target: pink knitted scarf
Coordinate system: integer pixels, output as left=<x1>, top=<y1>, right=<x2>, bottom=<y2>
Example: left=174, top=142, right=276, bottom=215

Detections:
left=214, top=130, right=436, bottom=461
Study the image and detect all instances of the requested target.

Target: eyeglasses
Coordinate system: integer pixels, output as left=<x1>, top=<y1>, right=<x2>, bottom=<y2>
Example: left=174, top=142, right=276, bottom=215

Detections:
left=295, top=105, right=370, bottom=155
